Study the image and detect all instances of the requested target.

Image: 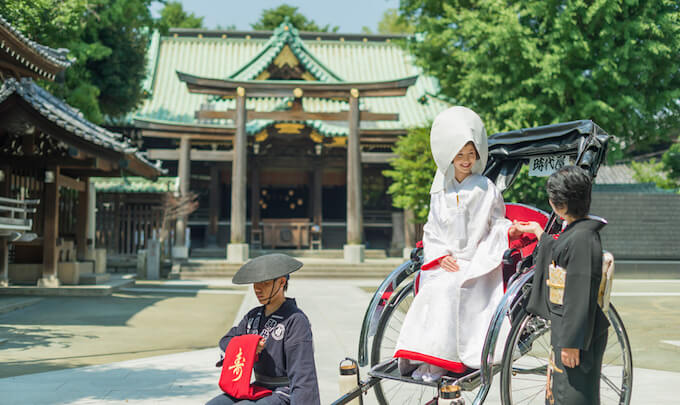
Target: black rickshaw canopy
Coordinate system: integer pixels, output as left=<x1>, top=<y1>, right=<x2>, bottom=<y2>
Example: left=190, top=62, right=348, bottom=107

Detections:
left=484, top=120, right=610, bottom=191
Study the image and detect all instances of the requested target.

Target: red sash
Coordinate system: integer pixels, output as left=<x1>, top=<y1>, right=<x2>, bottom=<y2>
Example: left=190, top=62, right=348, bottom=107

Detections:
left=219, top=334, right=272, bottom=400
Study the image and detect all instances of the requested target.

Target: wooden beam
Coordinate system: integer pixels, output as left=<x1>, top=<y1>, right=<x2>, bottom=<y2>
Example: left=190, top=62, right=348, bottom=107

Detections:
left=361, top=152, right=397, bottom=164
left=196, top=109, right=399, bottom=122
left=147, top=149, right=234, bottom=161
left=141, top=130, right=234, bottom=141
left=178, top=71, right=419, bottom=99
left=57, top=174, right=86, bottom=192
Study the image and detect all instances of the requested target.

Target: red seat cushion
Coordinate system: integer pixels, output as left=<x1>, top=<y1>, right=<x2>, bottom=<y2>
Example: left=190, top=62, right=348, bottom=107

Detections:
left=505, top=203, right=549, bottom=258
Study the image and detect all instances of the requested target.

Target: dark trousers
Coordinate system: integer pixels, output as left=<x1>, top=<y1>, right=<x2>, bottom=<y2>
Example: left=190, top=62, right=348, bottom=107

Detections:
left=547, top=332, right=608, bottom=405
left=206, top=392, right=288, bottom=405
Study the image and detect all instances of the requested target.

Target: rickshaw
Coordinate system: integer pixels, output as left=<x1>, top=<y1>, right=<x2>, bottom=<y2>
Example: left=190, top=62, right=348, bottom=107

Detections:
left=333, top=120, right=633, bottom=405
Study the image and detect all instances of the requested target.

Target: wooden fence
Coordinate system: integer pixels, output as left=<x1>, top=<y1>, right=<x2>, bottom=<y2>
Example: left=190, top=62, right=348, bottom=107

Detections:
left=96, top=193, right=169, bottom=256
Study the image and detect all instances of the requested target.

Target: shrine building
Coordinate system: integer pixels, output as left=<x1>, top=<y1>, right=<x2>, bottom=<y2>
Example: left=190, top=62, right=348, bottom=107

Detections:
left=130, top=21, right=449, bottom=262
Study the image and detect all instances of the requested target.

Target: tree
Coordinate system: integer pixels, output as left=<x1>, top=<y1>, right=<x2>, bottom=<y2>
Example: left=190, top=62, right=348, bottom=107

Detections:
left=399, top=0, right=680, bottom=160
left=0, top=0, right=154, bottom=123
left=157, top=1, right=204, bottom=34
left=251, top=4, right=338, bottom=32
left=384, top=127, right=436, bottom=224
left=377, top=8, right=414, bottom=35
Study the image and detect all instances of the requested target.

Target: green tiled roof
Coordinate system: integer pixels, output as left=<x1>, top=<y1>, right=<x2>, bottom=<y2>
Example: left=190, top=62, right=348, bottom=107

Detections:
left=134, top=23, right=449, bottom=137
left=229, top=20, right=341, bottom=82
left=92, top=177, right=179, bottom=193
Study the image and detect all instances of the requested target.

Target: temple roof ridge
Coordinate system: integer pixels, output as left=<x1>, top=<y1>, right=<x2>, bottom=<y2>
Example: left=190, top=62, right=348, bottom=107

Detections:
left=0, top=14, right=73, bottom=79
left=228, top=20, right=343, bottom=82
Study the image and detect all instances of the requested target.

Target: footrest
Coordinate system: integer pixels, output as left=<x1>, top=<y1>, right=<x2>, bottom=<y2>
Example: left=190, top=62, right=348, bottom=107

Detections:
left=368, top=358, right=439, bottom=387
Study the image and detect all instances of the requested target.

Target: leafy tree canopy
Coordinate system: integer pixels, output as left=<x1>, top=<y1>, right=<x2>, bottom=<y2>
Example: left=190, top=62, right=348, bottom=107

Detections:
left=384, top=127, right=436, bottom=224
left=251, top=4, right=338, bottom=32
left=362, top=8, right=414, bottom=35
left=0, top=0, right=155, bottom=123
left=399, top=0, right=680, bottom=161
left=157, top=1, right=204, bottom=34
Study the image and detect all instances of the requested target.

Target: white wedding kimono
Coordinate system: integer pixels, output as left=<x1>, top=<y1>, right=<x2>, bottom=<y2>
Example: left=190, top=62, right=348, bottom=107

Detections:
left=394, top=106, right=512, bottom=370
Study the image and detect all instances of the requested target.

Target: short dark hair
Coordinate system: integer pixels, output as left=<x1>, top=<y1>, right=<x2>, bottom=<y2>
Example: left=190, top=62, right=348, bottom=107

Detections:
left=545, top=165, right=592, bottom=218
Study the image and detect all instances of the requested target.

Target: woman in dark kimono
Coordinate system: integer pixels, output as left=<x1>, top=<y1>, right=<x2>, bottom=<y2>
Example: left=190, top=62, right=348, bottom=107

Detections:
left=513, top=165, right=610, bottom=405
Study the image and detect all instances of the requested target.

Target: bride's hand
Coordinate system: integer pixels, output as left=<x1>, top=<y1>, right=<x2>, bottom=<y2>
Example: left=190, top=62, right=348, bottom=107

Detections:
left=440, top=255, right=460, bottom=272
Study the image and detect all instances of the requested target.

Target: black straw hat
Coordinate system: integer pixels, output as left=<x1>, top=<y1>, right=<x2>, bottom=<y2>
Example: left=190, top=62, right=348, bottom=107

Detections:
left=232, top=254, right=303, bottom=284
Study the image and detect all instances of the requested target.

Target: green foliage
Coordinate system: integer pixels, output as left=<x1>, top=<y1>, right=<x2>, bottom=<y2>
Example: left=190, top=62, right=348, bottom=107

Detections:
left=662, top=142, right=680, bottom=181
left=384, top=127, right=436, bottom=224
left=631, top=159, right=677, bottom=189
left=377, top=9, right=415, bottom=35
left=0, top=0, right=154, bottom=123
left=502, top=165, right=550, bottom=212
left=157, top=1, right=204, bottom=34
left=251, top=4, right=338, bottom=32
left=399, top=0, right=680, bottom=154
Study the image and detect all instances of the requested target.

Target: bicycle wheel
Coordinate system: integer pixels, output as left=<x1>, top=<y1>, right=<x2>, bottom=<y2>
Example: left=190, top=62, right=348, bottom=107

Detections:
left=500, top=304, right=633, bottom=405
left=370, top=281, right=484, bottom=405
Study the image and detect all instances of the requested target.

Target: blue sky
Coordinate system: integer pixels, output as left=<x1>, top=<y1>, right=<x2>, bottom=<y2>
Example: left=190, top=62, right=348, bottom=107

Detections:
left=150, top=0, right=400, bottom=33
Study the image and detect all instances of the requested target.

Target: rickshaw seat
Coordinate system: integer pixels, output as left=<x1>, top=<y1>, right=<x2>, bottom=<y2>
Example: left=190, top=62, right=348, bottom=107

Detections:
left=414, top=203, right=550, bottom=294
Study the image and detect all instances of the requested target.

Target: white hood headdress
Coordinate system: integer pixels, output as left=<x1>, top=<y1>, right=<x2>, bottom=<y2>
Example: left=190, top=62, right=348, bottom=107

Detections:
left=430, top=106, right=488, bottom=193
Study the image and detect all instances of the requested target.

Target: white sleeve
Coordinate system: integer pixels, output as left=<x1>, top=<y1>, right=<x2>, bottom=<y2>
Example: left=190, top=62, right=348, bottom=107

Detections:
left=423, top=193, right=451, bottom=264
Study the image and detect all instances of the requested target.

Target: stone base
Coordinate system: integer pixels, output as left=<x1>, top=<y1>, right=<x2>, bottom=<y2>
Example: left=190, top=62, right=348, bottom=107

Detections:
left=94, top=248, right=107, bottom=274
left=57, top=261, right=94, bottom=285
left=0, top=277, right=7, bottom=287
left=37, top=275, right=60, bottom=288
left=227, top=243, right=249, bottom=263
left=172, top=246, right=189, bottom=260
left=344, top=244, right=365, bottom=264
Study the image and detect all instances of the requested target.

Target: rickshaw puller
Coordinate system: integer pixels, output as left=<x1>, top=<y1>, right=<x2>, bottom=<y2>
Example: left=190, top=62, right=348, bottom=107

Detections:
left=206, top=254, right=321, bottom=405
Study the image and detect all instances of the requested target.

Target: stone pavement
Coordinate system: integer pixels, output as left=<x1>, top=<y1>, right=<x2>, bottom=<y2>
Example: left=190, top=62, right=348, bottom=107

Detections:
left=1, top=278, right=680, bottom=404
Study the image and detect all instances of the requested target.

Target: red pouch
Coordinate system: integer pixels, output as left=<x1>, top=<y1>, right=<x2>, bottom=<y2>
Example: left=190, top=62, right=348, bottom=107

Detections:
left=219, top=334, right=272, bottom=400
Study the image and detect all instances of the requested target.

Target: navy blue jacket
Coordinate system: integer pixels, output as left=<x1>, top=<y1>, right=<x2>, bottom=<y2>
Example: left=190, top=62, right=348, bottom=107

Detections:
left=218, top=298, right=320, bottom=405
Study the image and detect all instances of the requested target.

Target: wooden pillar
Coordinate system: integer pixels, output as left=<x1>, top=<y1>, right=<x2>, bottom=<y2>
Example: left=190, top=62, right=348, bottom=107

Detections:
left=76, top=177, right=90, bottom=261
left=0, top=165, right=9, bottom=286
left=206, top=164, right=220, bottom=246
left=250, top=165, right=260, bottom=230
left=230, top=87, right=247, bottom=244
left=346, top=89, right=363, bottom=245
left=312, top=167, right=323, bottom=225
left=174, top=136, right=190, bottom=257
left=40, top=166, right=60, bottom=287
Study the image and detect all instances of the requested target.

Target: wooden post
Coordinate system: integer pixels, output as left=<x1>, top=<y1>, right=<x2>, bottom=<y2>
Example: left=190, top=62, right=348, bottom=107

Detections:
left=0, top=165, right=9, bottom=286
left=313, top=167, right=323, bottom=226
left=40, top=166, right=60, bottom=287
left=250, top=165, right=260, bottom=230
left=344, top=89, right=364, bottom=263
left=227, top=87, right=249, bottom=262
left=231, top=88, right=247, bottom=243
left=206, top=164, right=220, bottom=246
left=76, top=177, right=90, bottom=261
left=174, top=136, right=190, bottom=258
left=346, top=89, right=363, bottom=244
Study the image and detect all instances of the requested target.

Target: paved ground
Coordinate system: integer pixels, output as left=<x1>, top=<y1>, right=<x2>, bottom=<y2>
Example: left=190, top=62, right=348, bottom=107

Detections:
left=1, top=277, right=680, bottom=404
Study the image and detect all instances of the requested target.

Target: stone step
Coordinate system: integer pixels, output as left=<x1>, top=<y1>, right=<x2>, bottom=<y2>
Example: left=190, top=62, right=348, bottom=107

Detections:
left=189, top=248, right=389, bottom=260
left=179, top=270, right=392, bottom=279
left=78, top=272, right=111, bottom=285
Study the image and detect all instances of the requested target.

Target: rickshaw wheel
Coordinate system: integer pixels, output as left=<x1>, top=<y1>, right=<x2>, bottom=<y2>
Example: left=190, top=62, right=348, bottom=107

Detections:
left=500, top=304, right=633, bottom=405
left=370, top=281, right=483, bottom=405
